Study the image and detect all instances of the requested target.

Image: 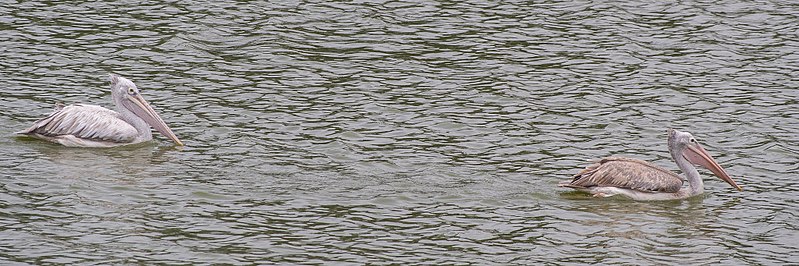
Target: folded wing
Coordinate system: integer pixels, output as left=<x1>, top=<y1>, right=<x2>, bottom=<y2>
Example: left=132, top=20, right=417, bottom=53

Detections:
left=18, top=104, right=138, bottom=143
left=562, top=157, right=684, bottom=193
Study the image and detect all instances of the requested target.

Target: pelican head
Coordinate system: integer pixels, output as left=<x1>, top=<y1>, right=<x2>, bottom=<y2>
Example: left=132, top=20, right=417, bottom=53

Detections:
left=109, top=74, right=183, bottom=146
left=668, top=129, right=741, bottom=191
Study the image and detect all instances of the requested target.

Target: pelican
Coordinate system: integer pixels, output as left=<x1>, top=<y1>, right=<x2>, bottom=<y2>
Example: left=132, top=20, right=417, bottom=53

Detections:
left=17, top=74, right=183, bottom=147
left=559, top=129, right=742, bottom=200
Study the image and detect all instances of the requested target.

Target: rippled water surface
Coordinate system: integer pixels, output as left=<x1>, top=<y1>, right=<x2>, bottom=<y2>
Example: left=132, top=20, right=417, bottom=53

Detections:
left=2, top=1, right=798, bottom=264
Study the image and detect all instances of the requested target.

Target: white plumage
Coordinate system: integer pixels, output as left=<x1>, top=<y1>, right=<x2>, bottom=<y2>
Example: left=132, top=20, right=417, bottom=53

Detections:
left=17, top=75, right=183, bottom=147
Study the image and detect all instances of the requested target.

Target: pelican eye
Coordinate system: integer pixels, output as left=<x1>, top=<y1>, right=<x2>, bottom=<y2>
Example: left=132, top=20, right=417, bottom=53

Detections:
left=127, top=87, right=136, bottom=95
left=689, top=138, right=697, bottom=143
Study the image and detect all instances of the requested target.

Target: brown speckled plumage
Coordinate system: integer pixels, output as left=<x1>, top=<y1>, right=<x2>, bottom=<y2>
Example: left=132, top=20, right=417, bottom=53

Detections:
left=562, top=157, right=685, bottom=193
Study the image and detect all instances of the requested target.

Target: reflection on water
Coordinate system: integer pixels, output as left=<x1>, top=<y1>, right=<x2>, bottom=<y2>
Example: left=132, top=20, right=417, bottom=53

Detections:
left=1, top=0, right=798, bottom=264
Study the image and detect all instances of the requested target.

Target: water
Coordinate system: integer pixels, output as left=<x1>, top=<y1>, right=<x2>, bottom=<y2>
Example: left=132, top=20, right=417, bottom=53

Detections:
left=1, top=1, right=798, bottom=264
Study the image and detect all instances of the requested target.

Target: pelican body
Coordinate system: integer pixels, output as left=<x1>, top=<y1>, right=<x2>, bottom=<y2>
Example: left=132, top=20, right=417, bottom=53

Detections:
left=560, top=129, right=742, bottom=200
left=17, top=75, right=183, bottom=147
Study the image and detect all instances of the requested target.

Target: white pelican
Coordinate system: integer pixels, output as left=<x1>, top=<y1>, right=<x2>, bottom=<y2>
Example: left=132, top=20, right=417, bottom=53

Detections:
left=17, top=74, right=183, bottom=147
left=559, top=129, right=742, bottom=200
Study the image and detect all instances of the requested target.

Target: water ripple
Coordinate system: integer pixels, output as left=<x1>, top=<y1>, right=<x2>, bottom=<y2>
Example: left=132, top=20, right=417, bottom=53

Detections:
left=1, top=0, right=797, bottom=264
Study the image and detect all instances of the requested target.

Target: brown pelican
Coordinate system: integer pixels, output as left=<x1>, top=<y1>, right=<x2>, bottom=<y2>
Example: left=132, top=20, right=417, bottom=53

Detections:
left=17, top=74, right=183, bottom=147
left=559, top=129, right=742, bottom=200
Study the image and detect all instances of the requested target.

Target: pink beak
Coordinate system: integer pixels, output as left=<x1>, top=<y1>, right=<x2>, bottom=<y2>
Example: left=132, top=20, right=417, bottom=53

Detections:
left=682, top=143, right=743, bottom=191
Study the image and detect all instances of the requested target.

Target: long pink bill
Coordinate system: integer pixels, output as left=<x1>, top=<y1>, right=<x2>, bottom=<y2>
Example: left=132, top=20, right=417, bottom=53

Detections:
left=122, top=93, right=184, bottom=146
left=683, top=143, right=742, bottom=191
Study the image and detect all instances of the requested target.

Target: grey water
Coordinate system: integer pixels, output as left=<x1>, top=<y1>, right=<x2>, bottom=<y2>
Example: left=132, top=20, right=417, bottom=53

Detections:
left=1, top=1, right=797, bottom=265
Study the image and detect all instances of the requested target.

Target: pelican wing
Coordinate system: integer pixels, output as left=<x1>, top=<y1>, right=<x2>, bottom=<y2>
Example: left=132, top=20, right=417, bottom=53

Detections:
left=563, top=157, right=684, bottom=193
left=18, top=104, right=138, bottom=143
